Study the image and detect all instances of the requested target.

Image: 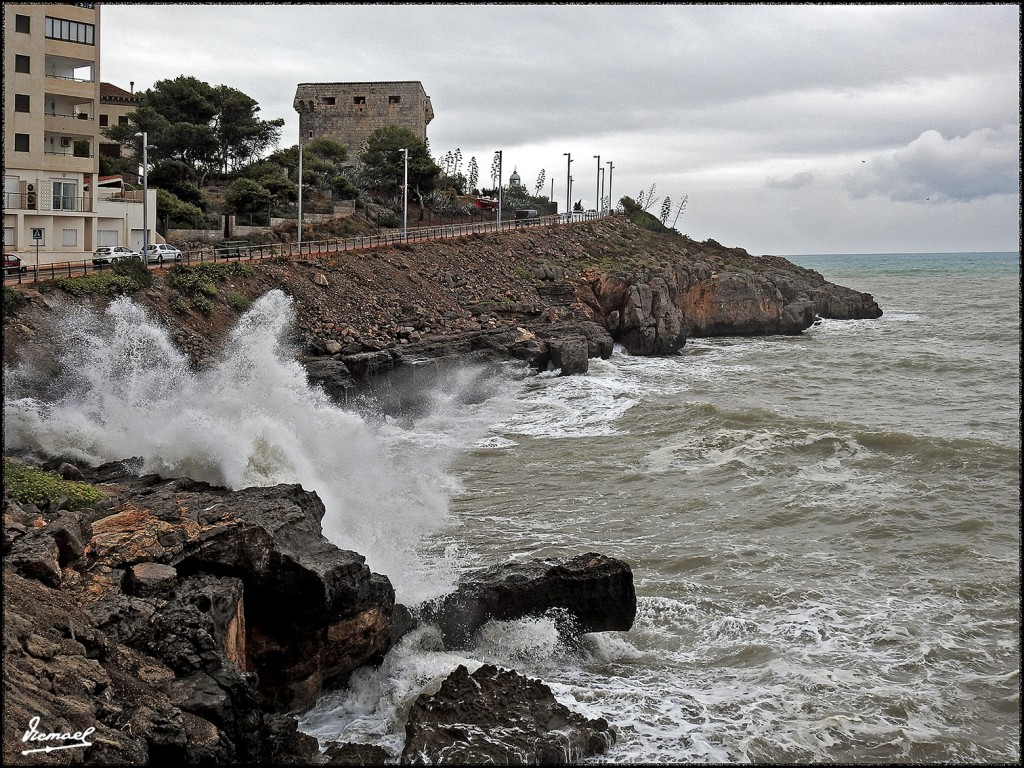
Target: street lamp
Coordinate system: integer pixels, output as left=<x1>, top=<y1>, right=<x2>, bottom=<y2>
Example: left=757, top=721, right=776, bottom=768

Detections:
left=563, top=152, right=572, bottom=218
left=401, top=148, right=409, bottom=240
left=606, top=160, right=614, bottom=214
left=134, top=131, right=153, bottom=255
left=593, top=154, right=600, bottom=217
left=495, top=150, right=502, bottom=228
left=598, top=166, right=605, bottom=215
left=297, top=138, right=303, bottom=250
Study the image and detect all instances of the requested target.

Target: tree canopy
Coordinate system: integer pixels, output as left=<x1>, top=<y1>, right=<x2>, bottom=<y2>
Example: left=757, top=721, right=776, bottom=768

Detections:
left=357, top=126, right=439, bottom=205
left=103, top=76, right=284, bottom=183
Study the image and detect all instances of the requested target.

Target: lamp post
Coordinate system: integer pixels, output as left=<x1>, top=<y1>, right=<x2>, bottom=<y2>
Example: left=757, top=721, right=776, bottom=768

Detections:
left=598, top=167, right=605, bottom=215
left=606, top=160, right=614, bottom=214
left=401, top=148, right=409, bottom=240
left=593, top=154, right=600, bottom=217
left=134, top=131, right=150, bottom=256
left=496, top=150, right=502, bottom=228
left=563, top=152, right=572, bottom=218
left=297, top=138, right=303, bottom=251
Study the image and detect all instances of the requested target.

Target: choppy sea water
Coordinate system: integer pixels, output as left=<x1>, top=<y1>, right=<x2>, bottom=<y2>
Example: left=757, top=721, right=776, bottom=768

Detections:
left=4, top=252, right=1019, bottom=763
left=304, top=252, right=1020, bottom=763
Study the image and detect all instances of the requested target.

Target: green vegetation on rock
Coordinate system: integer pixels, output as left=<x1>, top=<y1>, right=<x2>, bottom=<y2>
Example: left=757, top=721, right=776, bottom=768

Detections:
left=2, top=458, right=105, bottom=511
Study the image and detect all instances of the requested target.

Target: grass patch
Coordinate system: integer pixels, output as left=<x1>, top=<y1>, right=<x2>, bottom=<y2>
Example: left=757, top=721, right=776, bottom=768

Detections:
left=3, top=457, right=106, bottom=511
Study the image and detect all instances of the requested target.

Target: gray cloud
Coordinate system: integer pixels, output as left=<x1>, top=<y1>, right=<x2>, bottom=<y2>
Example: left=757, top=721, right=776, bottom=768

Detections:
left=765, top=172, right=815, bottom=190
left=98, top=3, right=1021, bottom=253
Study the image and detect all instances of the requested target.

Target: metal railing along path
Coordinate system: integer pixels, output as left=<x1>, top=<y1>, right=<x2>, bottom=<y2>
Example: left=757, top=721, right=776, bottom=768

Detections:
left=3, top=211, right=612, bottom=286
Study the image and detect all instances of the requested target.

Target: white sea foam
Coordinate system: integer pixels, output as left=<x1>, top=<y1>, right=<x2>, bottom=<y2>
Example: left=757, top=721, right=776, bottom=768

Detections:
left=1, top=291, right=506, bottom=603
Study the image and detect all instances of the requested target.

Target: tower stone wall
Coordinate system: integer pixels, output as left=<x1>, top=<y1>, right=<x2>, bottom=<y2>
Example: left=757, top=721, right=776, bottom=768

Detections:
left=294, top=81, right=433, bottom=158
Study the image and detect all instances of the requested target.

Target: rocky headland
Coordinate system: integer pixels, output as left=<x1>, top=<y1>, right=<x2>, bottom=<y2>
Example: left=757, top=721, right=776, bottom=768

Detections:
left=2, top=216, right=882, bottom=763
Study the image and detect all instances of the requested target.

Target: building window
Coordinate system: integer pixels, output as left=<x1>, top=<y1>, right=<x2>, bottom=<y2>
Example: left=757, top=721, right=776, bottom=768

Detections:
left=389, top=95, right=401, bottom=104
left=14, top=134, right=30, bottom=152
left=323, top=96, right=336, bottom=105
left=45, top=16, right=95, bottom=45
left=62, top=228, right=78, bottom=248
left=16, top=14, right=30, bottom=33
left=52, top=181, right=76, bottom=211
left=353, top=96, right=366, bottom=105
left=3, top=228, right=15, bottom=248
left=117, top=115, right=128, bottom=126
left=15, top=55, right=30, bottom=74
left=99, top=113, right=108, bottom=127
left=15, top=95, right=30, bottom=113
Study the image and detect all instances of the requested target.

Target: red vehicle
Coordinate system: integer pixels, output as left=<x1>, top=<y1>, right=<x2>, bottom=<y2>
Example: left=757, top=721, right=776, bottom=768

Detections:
left=4, top=254, right=27, bottom=276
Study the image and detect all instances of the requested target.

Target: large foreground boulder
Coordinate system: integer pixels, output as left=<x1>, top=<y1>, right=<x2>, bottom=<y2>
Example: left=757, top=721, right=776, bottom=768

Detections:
left=418, top=552, right=636, bottom=648
left=400, top=663, right=615, bottom=765
left=2, top=459, right=396, bottom=763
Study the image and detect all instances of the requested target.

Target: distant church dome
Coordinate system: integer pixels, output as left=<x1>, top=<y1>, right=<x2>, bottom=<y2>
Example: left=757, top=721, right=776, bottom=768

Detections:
left=509, top=168, right=521, bottom=187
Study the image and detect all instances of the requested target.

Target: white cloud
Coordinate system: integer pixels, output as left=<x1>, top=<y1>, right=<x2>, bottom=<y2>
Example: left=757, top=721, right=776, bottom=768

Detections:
left=843, top=126, right=1020, bottom=203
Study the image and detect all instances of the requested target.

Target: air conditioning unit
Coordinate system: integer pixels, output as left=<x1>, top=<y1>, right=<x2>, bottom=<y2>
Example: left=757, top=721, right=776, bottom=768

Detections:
left=60, top=137, right=71, bottom=148
left=26, top=183, right=35, bottom=193
left=26, top=193, right=37, bottom=209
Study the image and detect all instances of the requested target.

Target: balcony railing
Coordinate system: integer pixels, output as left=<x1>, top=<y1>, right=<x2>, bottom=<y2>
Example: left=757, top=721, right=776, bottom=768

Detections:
left=3, top=192, right=92, bottom=212
left=44, top=147, right=94, bottom=158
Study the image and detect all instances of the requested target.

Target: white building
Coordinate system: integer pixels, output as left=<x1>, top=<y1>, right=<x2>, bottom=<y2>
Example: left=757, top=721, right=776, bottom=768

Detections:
left=3, top=3, right=155, bottom=266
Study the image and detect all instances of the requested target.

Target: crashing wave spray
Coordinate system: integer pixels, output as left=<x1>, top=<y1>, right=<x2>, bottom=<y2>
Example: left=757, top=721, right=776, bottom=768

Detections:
left=3, top=290, right=476, bottom=602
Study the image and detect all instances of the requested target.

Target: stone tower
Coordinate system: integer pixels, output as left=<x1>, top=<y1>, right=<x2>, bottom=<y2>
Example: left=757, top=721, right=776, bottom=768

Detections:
left=293, top=81, right=434, bottom=159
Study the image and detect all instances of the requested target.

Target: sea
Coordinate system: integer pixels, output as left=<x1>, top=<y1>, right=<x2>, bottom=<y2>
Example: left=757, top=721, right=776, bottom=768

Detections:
left=3, top=250, right=1020, bottom=764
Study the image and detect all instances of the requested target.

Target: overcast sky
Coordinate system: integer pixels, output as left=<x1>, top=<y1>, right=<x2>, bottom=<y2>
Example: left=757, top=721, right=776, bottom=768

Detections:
left=99, top=3, right=1020, bottom=255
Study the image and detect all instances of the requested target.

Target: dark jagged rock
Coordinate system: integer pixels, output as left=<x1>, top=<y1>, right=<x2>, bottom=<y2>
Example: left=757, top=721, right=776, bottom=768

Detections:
left=2, top=464, right=395, bottom=764
left=400, top=663, right=615, bottom=765
left=418, top=552, right=636, bottom=648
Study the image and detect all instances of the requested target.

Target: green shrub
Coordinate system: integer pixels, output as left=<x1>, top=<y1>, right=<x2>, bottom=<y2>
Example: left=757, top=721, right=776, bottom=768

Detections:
left=169, top=294, right=190, bottom=314
left=3, top=457, right=106, bottom=510
left=112, top=255, right=153, bottom=288
left=53, top=272, right=141, bottom=296
left=192, top=294, right=212, bottom=315
left=224, top=290, right=251, bottom=311
left=3, top=286, right=22, bottom=315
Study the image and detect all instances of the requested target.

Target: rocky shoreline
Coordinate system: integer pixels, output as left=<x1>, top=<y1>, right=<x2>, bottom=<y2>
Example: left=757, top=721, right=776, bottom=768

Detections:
left=2, top=217, right=883, bottom=763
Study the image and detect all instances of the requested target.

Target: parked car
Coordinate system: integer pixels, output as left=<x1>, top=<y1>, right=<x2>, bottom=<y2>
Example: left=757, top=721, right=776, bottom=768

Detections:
left=92, top=245, right=139, bottom=265
left=141, top=243, right=183, bottom=263
left=4, top=254, right=27, bottom=276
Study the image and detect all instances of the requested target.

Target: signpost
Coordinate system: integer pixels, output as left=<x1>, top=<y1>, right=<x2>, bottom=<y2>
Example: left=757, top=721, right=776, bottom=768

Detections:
left=32, top=228, right=42, bottom=265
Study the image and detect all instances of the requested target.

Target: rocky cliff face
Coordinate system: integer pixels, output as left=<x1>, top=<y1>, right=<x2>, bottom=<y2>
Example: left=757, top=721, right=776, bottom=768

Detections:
left=3, top=217, right=881, bottom=389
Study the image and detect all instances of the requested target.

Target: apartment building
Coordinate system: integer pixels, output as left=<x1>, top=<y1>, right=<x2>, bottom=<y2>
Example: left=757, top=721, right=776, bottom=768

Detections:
left=3, top=2, right=154, bottom=266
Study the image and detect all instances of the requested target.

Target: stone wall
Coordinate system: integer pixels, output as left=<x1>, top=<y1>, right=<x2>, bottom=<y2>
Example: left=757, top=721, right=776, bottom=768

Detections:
left=294, top=81, right=433, bottom=156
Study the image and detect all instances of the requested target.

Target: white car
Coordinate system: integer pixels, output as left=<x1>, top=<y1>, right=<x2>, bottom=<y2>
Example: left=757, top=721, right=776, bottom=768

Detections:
left=141, top=243, right=183, bottom=263
left=92, top=245, right=139, bottom=265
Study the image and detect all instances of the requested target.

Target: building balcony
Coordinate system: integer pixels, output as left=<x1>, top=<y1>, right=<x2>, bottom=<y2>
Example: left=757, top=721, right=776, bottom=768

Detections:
left=44, top=110, right=94, bottom=134
left=3, top=191, right=94, bottom=213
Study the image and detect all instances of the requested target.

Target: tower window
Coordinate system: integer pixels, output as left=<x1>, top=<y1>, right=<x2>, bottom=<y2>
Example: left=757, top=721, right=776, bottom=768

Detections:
left=353, top=96, right=366, bottom=105
left=15, top=134, right=30, bottom=152
left=15, top=55, right=30, bottom=73
left=389, top=95, right=401, bottom=104
left=16, top=14, right=30, bottom=33
left=15, top=94, right=30, bottom=113
left=323, top=96, right=336, bottom=105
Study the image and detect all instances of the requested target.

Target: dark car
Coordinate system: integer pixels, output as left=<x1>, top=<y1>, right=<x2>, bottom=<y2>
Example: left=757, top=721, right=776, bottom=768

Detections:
left=4, top=254, right=27, bottom=276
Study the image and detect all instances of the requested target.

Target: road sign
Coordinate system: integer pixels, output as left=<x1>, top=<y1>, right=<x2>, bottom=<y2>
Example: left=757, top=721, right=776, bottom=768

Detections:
left=31, top=228, right=43, bottom=240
